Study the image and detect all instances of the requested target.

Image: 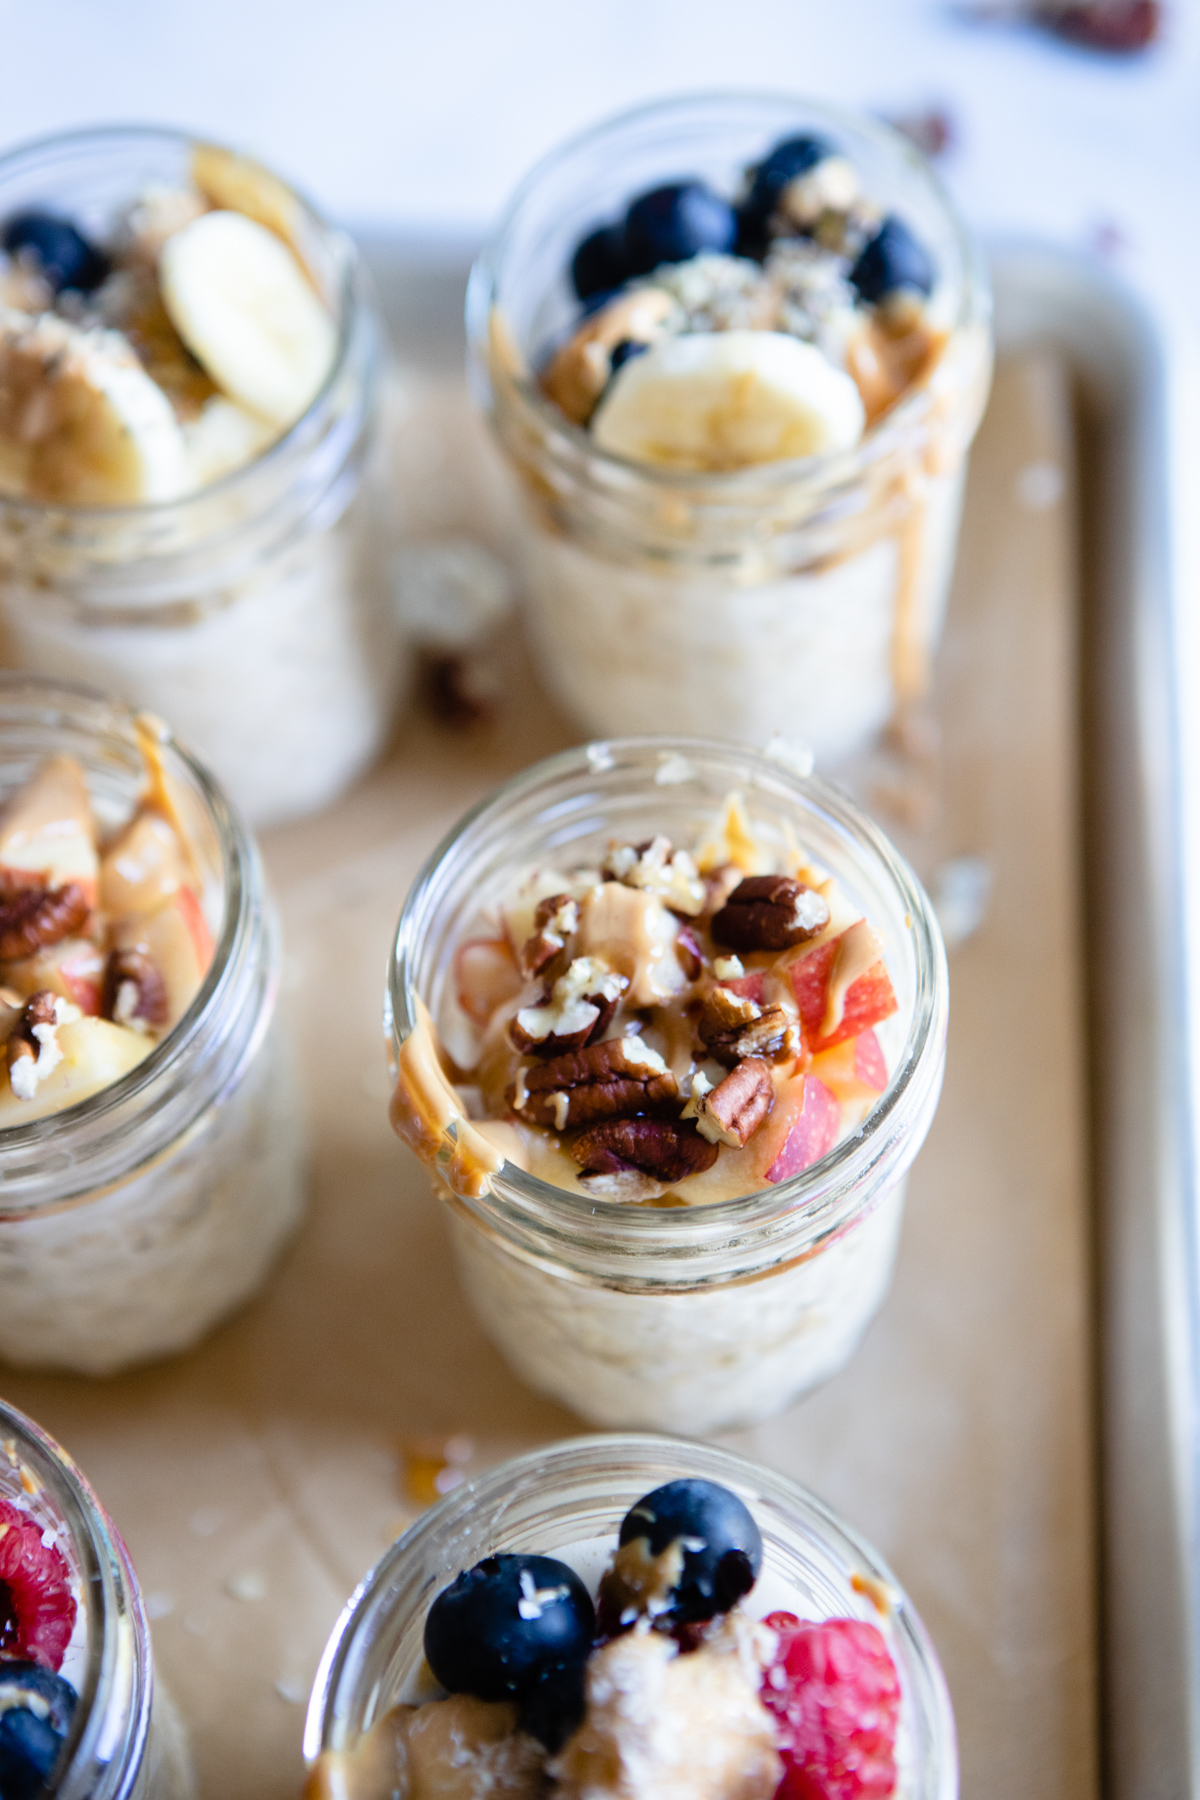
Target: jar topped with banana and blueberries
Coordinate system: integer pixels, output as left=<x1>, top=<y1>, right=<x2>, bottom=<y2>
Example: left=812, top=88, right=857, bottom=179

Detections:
left=468, top=93, right=992, bottom=765
left=0, top=127, right=400, bottom=828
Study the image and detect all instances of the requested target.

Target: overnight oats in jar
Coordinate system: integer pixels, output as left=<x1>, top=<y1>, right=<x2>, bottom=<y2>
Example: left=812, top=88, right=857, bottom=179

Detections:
left=304, top=1434, right=956, bottom=1800
left=0, top=1397, right=193, bottom=1797
left=0, top=673, right=306, bottom=1374
left=0, top=126, right=401, bottom=827
left=467, top=93, right=992, bottom=764
left=387, top=739, right=947, bottom=1432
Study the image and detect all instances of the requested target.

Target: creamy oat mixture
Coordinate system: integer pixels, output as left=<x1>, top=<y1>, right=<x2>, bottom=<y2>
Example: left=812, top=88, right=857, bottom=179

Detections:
left=306, top=1479, right=906, bottom=1800
left=0, top=144, right=336, bottom=504
left=542, top=135, right=944, bottom=470
left=0, top=720, right=213, bottom=1123
left=393, top=796, right=899, bottom=1207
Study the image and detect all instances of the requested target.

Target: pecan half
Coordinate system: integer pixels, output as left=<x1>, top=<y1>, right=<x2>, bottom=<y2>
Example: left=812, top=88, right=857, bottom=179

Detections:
left=511, top=1036, right=679, bottom=1131
left=102, top=949, right=169, bottom=1030
left=711, top=875, right=830, bottom=953
left=6, top=989, right=63, bottom=1098
left=0, top=881, right=89, bottom=961
left=520, top=893, right=580, bottom=979
left=572, top=1117, right=718, bottom=1184
left=698, top=988, right=800, bottom=1066
left=510, top=956, right=626, bottom=1056
left=690, top=1059, right=774, bottom=1148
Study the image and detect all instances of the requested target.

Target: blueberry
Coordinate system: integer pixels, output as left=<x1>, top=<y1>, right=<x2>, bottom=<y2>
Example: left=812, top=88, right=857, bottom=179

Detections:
left=1, top=211, right=109, bottom=295
left=518, top=1659, right=587, bottom=1752
left=745, top=135, right=834, bottom=223
left=572, top=225, right=628, bottom=302
left=850, top=215, right=934, bottom=303
left=623, top=182, right=737, bottom=276
left=0, top=1663, right=76, bottom=1800
left=619, top=1479, right=762, bottom=1623
left=424, top=1553, right=595, bottom=1703
left=608, top=339, right=648, bottom=375
left=579, top=286, right=621, bottom=318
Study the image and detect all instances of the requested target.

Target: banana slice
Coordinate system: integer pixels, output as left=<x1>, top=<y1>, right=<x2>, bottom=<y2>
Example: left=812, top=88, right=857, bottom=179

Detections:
left=590, top=329, right=865, bottom=470
left=0, top=307, right=190, bottom=505
left=159, top=210, right=336, bottom=429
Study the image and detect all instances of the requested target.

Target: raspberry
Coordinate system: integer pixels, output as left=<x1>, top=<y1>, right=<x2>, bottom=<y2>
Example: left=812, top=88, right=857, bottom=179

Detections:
left=760, top=1612, right=900, bottom=1800
left=0, top=1500, right=76, bottom=1671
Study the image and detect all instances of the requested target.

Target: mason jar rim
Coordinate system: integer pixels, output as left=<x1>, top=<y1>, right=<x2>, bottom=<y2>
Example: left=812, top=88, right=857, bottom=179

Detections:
left=387, top=736, right=948, bottom=1283
left=0, top=121, right=360, bottom=521
left=466, top=87, right=991, bottom=498
left=0, top=1397, right=150, bottom=1800
left=304, top=1431, right=957, bottom=1800
left=0, top=672, right=261, bottom=1197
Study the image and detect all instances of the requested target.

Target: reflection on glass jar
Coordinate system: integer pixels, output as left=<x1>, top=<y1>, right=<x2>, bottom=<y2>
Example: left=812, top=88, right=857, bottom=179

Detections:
left=0, top=675, right=307, bottom=1374
left=0, top=126, right=404, bottom=828
left=303, top=1435, right=956, bottom=1800
left=467, top=94, right=991, bottom=764
left=0, top=1398, right=194, bottom=1798
left=386, top=739, right=947, bottom=1433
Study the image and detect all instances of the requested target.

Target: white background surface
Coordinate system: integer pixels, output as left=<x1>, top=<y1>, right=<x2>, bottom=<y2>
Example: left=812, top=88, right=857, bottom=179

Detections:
left=0, top=0, right=1195, bottom=265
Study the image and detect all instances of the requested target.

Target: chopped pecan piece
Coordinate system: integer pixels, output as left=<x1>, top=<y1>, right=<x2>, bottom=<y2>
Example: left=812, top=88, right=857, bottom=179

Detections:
left=0, top=881, right=89, bottom=961
left=6, top=989, right=65, bottom=1099
left=602, top=836, right=706, bottom=917
left=572, top=1117, right=719, bottom=1185
left=520, top=893, right=579, bottom=978
left=511, top=1036, right=679, bottom=1131
left=510, top=956, right=626, bottom=1056
left=712, top=875, right=830, bottom=953
left=101, top=949, right=169, bottom=1031
left=689, top=1059, right=774, bottom=1148
left=698, top=988, right=800, bottom=1066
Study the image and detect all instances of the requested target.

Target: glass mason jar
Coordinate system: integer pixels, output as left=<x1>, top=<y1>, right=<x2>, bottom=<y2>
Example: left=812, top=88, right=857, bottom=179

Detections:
left=386, top=738, right=947, bottom=1433
left=304, top=1434, right=957, bottom=1800
left=0, top=675, right=307, bottom=1374
left=0, top=1398, right=194, bottom=1798
left=0, top=125, right=404, bottom=829
left=467, top=93, right=992, bottom=765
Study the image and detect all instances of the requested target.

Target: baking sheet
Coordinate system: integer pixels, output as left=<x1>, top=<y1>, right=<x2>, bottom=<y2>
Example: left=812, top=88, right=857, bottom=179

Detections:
left=0, top=302, right=1100, bottom=1798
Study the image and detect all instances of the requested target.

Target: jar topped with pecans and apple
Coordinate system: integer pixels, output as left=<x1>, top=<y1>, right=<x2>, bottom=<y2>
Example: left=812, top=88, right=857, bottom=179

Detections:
left=387, top=738, right=948, bottom=1432
left=0, top=674, right=307, bottom=1376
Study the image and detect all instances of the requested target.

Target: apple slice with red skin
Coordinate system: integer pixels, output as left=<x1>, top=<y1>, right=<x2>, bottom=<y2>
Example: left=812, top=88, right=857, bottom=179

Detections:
left=767, top=1075, right=842, bottom=1181
left=0, top=756, right=98, bottom=905
left=100, top=808, right=192, bottom=917
left=808, top=1028, right=888, bottom=1111
left=787, top=930, right=898, bottom=1054
left=2, top=937, right=106, bottom=1015
left=455, top=937, right=523, bottom=1027
left=113, top=888, right=214, bottom=1032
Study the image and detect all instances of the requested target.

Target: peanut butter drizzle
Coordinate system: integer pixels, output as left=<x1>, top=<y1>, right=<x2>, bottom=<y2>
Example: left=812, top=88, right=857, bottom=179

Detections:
left=390, top=998, right=505, bottom=1201
left=305, top=1697, right=538, bottom=1800
left=890, top=475, right=931, bottom=708
left=575, top=882, right=687, bottom=1006
left=821, top=919, right=884, bottom=1039
left=132, top=713, right=203, bottom=883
